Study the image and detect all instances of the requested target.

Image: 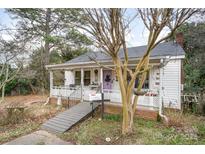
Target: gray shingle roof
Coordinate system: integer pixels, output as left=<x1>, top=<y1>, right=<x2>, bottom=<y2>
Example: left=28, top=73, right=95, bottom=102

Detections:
left=65, top=41, right=185, bottom=64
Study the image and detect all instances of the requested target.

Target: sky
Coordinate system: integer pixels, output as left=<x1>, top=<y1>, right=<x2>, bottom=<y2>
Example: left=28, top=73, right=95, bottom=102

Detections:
left=0, top=8, right=15, bottom=40
left=1, top=8, right=199, bottom=48
left=0, top=9, right=13, bottom=27
left=0, top=8, right=201, bottom=48
left=0, top=8, right=158, bottom=47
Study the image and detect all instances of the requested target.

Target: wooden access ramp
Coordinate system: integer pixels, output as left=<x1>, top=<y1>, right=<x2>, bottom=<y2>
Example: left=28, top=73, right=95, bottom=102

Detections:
left=41, top=102, right=99, bottom=134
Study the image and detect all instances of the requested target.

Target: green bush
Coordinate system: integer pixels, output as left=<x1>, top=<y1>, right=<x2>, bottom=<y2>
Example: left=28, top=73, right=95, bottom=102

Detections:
left=196, top=123, right=205, bottom=138
left=104, top=114, right=121, bottom=122
left=1, top=78, right=32, bottom=95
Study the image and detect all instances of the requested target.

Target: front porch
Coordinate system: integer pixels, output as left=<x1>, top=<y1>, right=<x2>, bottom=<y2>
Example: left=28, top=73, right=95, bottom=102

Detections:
left=51, top=85, right=159, bottom=109
left=48, top=62, right=161, bottom=110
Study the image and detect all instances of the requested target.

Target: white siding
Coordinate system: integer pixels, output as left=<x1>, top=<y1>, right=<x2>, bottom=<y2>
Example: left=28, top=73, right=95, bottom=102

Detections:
left=64, top=71, right=74, bottom=86
left=149, top=66, right=160, bottom=93
left=161, top=59, right=181, bottom=109
left=90, top=68, right=101, bottom=84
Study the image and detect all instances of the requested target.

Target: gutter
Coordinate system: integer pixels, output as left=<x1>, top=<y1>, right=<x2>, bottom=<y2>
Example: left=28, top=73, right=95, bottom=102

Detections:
left=159, top=101, right=169, bottom=124
left=159, top=58, right=169, bottom=124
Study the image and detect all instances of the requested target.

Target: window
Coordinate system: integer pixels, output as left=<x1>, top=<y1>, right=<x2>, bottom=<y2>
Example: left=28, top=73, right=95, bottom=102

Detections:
left=75, top=71, right=81, bottom=85
left=75, top=70, right=91, bottom=86
left=127, top=70, right=149, bottom=90
left=134, top=72, right=149, bottom=89
left=84, top=71, right=91, bottom=86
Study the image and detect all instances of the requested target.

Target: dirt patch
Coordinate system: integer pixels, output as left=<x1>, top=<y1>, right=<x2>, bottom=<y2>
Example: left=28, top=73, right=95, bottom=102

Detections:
left=0, top=95, right=66, bottom=144
left=2, top=95, right=47, bottom=107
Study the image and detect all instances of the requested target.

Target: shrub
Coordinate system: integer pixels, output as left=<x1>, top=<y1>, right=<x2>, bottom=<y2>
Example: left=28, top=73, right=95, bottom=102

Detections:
left=0, top=78, right=32, bottom=96
left=196, top=123, right=205, bottom=138
left=0, top=107, right=28, bottom=126
left=103, top=114, right=121, bottom=122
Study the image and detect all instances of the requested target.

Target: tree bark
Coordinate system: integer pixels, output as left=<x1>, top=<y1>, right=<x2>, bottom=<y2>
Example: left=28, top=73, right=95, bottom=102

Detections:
left=0, top=65, right=9, bottom=103
left=43, top=8, right=51, bottom=90
left=44, top=8, right=51, bottom=65
left=113, top=54, right=150, bottom=135
left=113, top=57, right=134, bottom=134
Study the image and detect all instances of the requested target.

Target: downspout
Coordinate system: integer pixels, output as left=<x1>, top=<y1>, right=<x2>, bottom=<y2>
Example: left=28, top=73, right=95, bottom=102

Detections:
left=159, top=59, right=169, bottom=124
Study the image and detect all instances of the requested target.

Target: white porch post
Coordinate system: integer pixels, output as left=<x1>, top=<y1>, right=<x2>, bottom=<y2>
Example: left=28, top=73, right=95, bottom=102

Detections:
left=64, top=70, right=74, bottom=86
left=100, top=67, right=103, bottom=93
left=81, top=68, right=84, bottom=102
left=100, top=67, right=104, bottom=119
left=49, top=71, right=53, bottom=97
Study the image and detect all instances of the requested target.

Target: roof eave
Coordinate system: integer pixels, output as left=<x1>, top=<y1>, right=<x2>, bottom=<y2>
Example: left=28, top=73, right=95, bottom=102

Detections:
left=46, top=54, right=185, bottom=70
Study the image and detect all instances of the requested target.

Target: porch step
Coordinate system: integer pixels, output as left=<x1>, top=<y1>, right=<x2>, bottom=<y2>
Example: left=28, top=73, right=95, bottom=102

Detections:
left=41, top=102, right=99, bottom=134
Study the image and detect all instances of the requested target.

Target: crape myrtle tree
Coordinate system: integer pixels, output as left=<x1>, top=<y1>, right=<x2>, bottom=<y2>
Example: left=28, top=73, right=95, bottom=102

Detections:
left=79, top=8, right=198, bottom=135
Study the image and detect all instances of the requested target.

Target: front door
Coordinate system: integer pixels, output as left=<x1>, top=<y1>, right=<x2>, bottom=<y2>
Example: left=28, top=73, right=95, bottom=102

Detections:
left=103, top=70, right=112, bottom=90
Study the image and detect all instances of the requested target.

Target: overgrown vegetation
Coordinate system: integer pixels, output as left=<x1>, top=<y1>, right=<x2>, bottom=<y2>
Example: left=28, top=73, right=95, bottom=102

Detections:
left=0, top=95, right=65, bottom=144
left=0, top=8, right=92, bottom=98
left=0, top=122, right=40, bottom=144
left=175, top=22, right=205, bottom=114
left=1, top=78, right=32, bottom=96
left=59, top=113, right=205, bottom=145
left=178, top=23, right=205, bottom=93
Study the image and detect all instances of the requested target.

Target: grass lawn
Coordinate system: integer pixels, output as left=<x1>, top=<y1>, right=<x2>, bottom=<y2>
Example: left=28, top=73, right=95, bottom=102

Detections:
left=0, top=121, right=40, bottom=144
left=1, top=95, right=205, bottom=145
left=59, top=111, right=205, bottom=145
left=0, top=95, right=65, bottom=144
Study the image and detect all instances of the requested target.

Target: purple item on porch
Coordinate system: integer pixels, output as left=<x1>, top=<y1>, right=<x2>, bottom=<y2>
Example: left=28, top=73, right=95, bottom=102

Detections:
left=103, top=70, right=112, bottom=90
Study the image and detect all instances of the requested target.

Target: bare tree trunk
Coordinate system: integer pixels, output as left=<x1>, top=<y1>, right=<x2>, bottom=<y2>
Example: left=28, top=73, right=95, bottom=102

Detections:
left=114, top=57, right=134, bottom=134
left=29, top=81, right=36, bottom=94
left=45, top=8, right=51, bottom=66
left=0, top=85, right=5, bottom=103
left=0, top=65, right=9, bottom=103
left=1, top=85, right=5, bottom=102
left=43, top=8, right=51, bottom=91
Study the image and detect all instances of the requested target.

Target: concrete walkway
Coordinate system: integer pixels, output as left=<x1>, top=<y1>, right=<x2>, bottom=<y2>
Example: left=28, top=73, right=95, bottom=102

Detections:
left=4, top=130, right=72, bottom=145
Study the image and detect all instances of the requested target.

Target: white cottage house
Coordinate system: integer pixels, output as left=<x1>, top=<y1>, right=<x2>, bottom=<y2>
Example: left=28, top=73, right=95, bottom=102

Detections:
left=46, top=41, right=185, bottom=118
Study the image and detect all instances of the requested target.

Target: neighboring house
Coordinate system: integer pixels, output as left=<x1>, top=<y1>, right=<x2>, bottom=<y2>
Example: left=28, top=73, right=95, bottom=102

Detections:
left=46, top=38, right=185, bottom=118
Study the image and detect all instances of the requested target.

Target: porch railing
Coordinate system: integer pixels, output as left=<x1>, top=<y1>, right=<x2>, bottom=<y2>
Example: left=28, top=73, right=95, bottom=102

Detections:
left=51, top=86, right=160, bottom=108
left=67, top=86, right=81, bottom=107
left=51, top=85, right=80, bottom=98
left=103, top=89, right=160, bottom=108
